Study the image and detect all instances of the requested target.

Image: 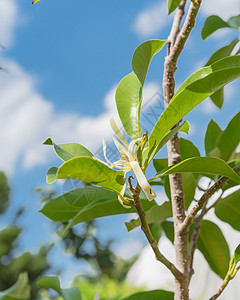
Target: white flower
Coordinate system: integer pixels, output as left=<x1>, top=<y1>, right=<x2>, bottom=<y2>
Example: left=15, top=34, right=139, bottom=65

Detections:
left=102, top=117, right=156, bottom=207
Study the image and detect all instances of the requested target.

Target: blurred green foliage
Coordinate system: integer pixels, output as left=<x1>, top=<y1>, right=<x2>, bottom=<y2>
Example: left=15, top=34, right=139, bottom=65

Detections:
left=0, top=171, right=52, bottom=298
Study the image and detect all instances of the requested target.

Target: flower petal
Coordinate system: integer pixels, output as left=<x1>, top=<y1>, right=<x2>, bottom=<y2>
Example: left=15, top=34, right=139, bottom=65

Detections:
left=110, top=117, right=129, bottom=149
left=130, top=161, right=156, bottom=201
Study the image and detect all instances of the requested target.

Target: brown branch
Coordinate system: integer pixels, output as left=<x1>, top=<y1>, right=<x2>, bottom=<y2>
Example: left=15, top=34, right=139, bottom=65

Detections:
left=181, top=164, right=240, bottom=232
left=163, top=1, right=202, bottom=299
left=128, top=178, right=183, bottom=280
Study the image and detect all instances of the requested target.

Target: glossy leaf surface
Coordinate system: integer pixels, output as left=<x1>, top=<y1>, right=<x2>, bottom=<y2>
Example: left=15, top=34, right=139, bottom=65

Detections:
left=148, top=121, right=190, bottom=162
left=205, top=38, right=239, bottom=108
left=213, top=112, right=240, bottom=162
left=201, top=15, right=239, bottom=40
left=132, top=40, right=166, bottom=86
left=56, top=157, right=125, bottom=194
left=116, top=40, right=165, bottom=139
left=205, top=119, right=222, bottom=155
left=43, top=138, right=93, bottom=161
left=148, top=56, right=240, bottom=155
left=154, top=157, right=240, bottom=184
left=46, top=166, right=58, bottom=184
left=40, top=186, right=155, bottom=224
left=197, top=220, right=230, bottom=278
left=215, top=189, right=240, bottom=231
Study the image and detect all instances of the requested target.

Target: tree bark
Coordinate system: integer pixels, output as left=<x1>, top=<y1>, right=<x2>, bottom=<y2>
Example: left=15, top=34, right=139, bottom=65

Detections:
left=162, top=1, right=202, bottom=299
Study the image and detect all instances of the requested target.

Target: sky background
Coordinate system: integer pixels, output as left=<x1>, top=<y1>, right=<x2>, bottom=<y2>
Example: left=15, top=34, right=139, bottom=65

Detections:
left=0, top=0, right=240, bottom=287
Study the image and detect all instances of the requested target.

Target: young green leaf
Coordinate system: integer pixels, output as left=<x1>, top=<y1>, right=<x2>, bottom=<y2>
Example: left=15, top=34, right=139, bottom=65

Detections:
left=168, top=0, right=181, bottom=15
left=215, top=189, right=240, bottom=231
left=43, top=138, right=93, bottom=161
left=205, top=38, right=239, bottom=108
left=132, top=40, right=166, bottom=86
left=196, top=220, right=230, bottom=279
left=46, top=166, right=58, bottom=183
left=37, top=276, right=82, bottom=300
left=122, top=289, right=174, bottom=300
left=115, top=72, right=143, bottom=139
left=116, top=40, right=166, bottom=139
left=0, top=273, right=30, bottom=300
left=201, top=15, right=239, bottom=40
left=125, top=201, right=172, bottom=232
left=205, top=119, right=222, bottom=155
left=56, top=156, right=125, bottom=194
left=180, top=138, right=200, bottom=160
left=148, top=56, right=240, bottom=156
left=153, top=157, right=240, bottom=184
left=214, top=112, right=240, bottom=162
left=233, top=244, right=240, bottom=264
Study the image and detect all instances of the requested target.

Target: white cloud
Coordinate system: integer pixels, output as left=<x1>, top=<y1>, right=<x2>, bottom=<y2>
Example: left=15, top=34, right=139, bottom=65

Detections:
left=0, top=0, right=18, bottom=47
left=201, top=0, right=240, bottom=18
left=0, top=57, right=160, bottom=174
left=132, top=1, right=171, bottom=37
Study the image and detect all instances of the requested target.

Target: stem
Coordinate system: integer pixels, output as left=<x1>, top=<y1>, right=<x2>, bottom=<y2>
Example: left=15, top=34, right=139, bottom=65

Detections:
left=128, top=178, right=183, bottom=280
left=163, top=1, right=202, bottom=299
left=181, top=164, right=240, bottom=231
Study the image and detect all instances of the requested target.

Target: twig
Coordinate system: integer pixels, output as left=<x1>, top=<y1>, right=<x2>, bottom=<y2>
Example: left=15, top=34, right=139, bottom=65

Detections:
left=181, top=164, right=240, bottom=232
left=163, top=1, right=202, bottom=299
left=128, top=178, right=183, bottom=280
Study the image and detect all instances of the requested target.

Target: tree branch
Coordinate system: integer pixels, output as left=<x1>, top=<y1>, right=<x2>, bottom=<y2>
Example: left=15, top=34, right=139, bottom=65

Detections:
left=128, top=178, right=183, bottom=280
left=163, top=1, right=202, bottom=299
left=181, top=164, right=240, bottom=232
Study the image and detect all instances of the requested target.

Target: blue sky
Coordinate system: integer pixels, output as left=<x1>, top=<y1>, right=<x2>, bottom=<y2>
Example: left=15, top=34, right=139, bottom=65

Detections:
left=0, top=0, right=240, bottom=285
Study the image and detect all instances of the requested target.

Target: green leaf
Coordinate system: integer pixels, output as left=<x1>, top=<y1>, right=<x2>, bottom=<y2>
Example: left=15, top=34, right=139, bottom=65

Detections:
left=149, top=223, right=163, bottom=243
left=182, top=173, right=197, bottom=208
left=233, top=244, right=240, bottom=264
left=148, top=56, right=240, bottom=156
left=205, top=38, right=239, bottom=108
left=154, top=157, right=240, bottom=184
left=215, top=189, right=240, bottom=231
left=64, top=191, right=155, bottom=234
left=40, top=186, right=110, bottom=222
left=43, top=138, right=93, bottom=161
left=37, top=276, right=81, bottom=300
left=40, top=186, right=155, bottom=224
left=153, top=158, right=197, bottom=208
left=201, top=15, right=233, bottom=40
left=0, top=273, right=30, bottom=300
left=115, top=72, right=143, bottom=139
left=56, top=157, right=125, bottom=194
left=122, top=289, right=174, bottom=300
left=205, top=119, right=222, bottom=155
left=180, top=138, right=200, bottom=160
left=162, top=221, right=174, bottom=244
left=196, top=220, right=230, bottom=278
left=148, top=121, right=190, bottom=162
left=46, top=166, right=58, bottom=183
left=132, top=40, right=166, bottom=86
left=205, top=38, right=239, bottom=66
left=168, top=0, right=181, bottom=15
left=209, top=88, right=224, bottom=109
left=125, top=201, right=172, bottom=231
left=214, top=112, right=240, bottom=162
left=116, top=40, right=166, bottom=139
